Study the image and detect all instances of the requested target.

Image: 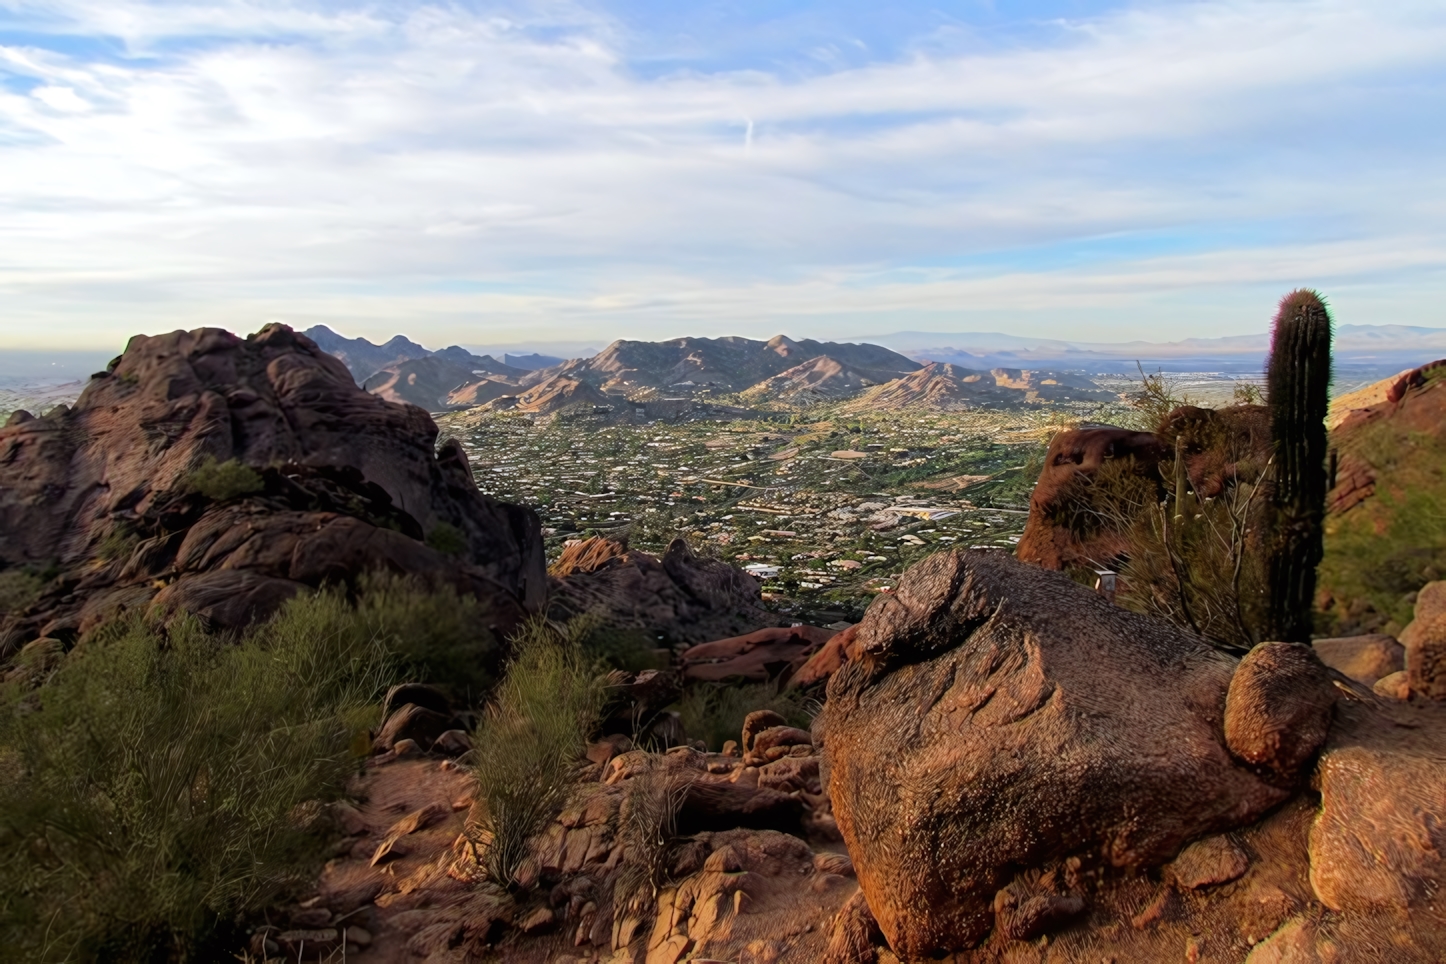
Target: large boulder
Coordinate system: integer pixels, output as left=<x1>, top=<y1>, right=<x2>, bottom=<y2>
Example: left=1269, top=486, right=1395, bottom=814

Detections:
left=816, top=549, right=1304, bottom=958
left=548, top=537, right=784, bottom=644
left=1308, top=698, right=1446, bottom=918
left=0, top=324, right=544, bottom=650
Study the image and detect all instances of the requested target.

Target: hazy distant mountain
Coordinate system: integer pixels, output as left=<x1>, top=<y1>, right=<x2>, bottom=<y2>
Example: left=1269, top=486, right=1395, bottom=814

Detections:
left=303, top=325, right=431, bottom=380
left=504, top=352, right=565, bottom=371
left=873, top=324, right=1446, bottom=376
left=528, top=335, right=920, bottom=394
left=844, top=362, right=1112, bottom=412
left=361, top=356, right=484, bottom=412
left=492, top=374, right=611, bottom=415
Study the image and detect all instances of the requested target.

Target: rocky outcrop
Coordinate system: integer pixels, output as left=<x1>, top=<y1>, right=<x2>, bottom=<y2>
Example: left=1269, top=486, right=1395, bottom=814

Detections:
left=1014, top=425, right=1167, bottom=569
left=1017, top=405, right=1271, bottom=571
left=680, top=625, right=839, bottom=683
left=816, top=550, right=1323, bottom=958
left=1312, top=634, right=1404, bottom=685
left=548, top=537, right=784, bottom=645
left=0, top=324, right=545, bottom=651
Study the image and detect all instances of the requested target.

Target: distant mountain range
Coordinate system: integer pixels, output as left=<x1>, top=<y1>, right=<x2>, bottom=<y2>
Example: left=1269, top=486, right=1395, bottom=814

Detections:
left=304, top=327, right=1112, bottom=414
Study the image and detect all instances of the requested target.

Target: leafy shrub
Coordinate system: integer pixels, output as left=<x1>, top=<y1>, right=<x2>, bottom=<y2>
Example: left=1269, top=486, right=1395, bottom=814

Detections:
left=676, top=680, right=813, bottom=752
left=466, top=617, right=608, bottom=890
left=615, top=757, right=690, bottom=906
left=186, top=457, right=263, bottom=502
left=0, top=593, right=392, bottom=963
left=96, top=521, right=140, bottom=562
left=425, top=521, right=468, bottom=557
left=350, top=572, right=503, bottom=704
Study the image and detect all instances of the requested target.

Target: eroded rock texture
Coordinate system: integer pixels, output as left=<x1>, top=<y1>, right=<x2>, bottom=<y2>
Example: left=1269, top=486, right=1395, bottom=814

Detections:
left=0, top=324, right=544, bottom=650
left=816, top=550, right=1301, bottom=958
left=547, top=536, right=783, bottom=644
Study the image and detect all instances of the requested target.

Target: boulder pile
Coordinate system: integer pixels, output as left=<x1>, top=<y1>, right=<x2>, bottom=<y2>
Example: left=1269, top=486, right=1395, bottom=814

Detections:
left=813, top=548, right=1446, bottom=962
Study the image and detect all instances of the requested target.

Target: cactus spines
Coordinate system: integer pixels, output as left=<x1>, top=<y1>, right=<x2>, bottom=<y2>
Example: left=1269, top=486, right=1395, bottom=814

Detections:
left=1264, top=289, right=1333, bottom=643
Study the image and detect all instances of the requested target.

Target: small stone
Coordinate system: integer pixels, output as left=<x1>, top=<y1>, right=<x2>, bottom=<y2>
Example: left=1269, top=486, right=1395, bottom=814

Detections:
left=391, top=738, right=421, bottom=758
left=1169, top=835, right=1249, bottom=889
left=342, top=925, right=372, bottom=947
left=432, top=729, right=473, bottom=756
left=1373, top=671, right=1410, bottom=700
left=520, top=906, right=555, bottom=934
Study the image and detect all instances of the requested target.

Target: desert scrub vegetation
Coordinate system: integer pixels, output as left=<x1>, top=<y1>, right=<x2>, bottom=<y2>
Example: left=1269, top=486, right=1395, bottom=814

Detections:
left=465, top=617, right=609, bottom=890
left=349, top=572, right=504, bottom=704
left=0, top=593, right=393, bottom=963
left=677, top=680, right=814, bottom=752
left=185, top=456, right=263, bottom=502
left=0, top=568, right=44, bottom=614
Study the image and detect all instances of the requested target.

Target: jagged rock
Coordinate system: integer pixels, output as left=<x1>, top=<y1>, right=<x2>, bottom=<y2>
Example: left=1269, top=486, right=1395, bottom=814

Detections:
left=993, top=890, right=1086, bottom=941
left=1224, top=642, right=1336, bottom=782
left=790, top=624, right=859, bottom=688
left=547, top=536, right=783, bottom=644
left=431, top=729, right=473, bottom=756
left=746, top=726, right=814, bottom=766
left=0, top=324, right=544, bottom=650
left=680, top=624, right=836, bottom=683
left=816, top=549, right=1296, bottom=958
left=1311, top=634, right=1404, bottom=685
left=740, top=710, right=788, bottom=757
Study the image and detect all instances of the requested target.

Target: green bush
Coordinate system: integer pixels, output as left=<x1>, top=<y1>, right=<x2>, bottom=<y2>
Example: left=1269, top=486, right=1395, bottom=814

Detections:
left=186, top=457, right=263, bottom=502
left=350, top=572, right=503, bottom=704
left=0, top=593, right=392, bottom=963
left=676, top=681, right=813, bottom=752
left=466, top=617, right=608, bottom=890
left=0, top=569, right=43, bottom=615
left=425, top=521, right=468, bottom=557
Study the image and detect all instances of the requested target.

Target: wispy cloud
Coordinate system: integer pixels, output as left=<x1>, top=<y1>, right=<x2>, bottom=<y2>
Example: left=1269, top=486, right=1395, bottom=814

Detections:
left=1, top=0, right=1443, bottom=349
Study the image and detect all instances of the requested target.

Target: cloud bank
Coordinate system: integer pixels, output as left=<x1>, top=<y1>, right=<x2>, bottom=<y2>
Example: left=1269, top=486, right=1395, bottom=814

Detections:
left=1, top=0, right=1444, bottom=349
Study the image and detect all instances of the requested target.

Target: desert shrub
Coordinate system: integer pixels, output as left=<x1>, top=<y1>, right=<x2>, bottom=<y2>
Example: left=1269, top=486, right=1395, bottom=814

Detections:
left=615, top=757, right=690, bottom=907
left=185, top=456, right=264, bottom=502
left=0, top=569, right=43, bottom=614
left=424, top=521, right=468, bottom=557
left=676, top=680, right=813, bottom=752
left=466, top=617, right=608, bottom=890
left=350, top=572, right=502, bottom=703
left=96, top=521, right=140, bottom=562
left=0, top=593, right=392, bottom=963
left=1318, top=444, right=1446, bottom=633
left=1116, top=364, right=1192, bottom=432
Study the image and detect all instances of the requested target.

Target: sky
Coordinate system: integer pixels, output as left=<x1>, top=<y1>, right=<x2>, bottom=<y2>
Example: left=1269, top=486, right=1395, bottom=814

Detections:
left=1, top=0, right=1444, bottom=353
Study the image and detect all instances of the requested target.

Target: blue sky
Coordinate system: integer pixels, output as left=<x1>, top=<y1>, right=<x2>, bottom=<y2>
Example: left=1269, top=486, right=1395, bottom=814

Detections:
left=1, top=0, right=1444, bottom=352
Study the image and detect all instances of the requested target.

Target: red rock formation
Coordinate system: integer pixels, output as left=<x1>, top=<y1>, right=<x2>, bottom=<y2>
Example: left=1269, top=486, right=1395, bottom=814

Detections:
left=0, top=324, right=544, bottom=649
left=548, top=537, right=785, bottom=644
left=816, top=550, right=1309, bottom=957
left=680, top=624, right=838, bottom=683
left=1015, top=425, right=1167, bottom=569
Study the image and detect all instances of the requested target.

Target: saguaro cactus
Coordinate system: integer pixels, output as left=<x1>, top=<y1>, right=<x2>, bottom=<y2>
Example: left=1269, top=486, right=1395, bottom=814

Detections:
left=1264, top=289, right=1333, bottom=642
